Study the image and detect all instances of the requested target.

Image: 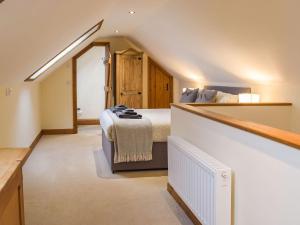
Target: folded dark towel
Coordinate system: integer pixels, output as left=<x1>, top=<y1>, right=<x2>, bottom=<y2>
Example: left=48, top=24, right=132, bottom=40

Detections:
left=123, top=109, right=134, bottom=112
left=122, top=111, right=137, bottom=115
left=115, top=104, right=127, bottom=108
left=110, top=108, right=122, bottom=113
left=110, top=105, right=128, bottom=113
left=116, top=112, right=142, bottom=119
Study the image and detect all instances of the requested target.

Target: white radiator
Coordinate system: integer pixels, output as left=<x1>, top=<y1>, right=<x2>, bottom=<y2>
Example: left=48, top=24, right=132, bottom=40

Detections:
left=168, top=136, right=231, bottom=225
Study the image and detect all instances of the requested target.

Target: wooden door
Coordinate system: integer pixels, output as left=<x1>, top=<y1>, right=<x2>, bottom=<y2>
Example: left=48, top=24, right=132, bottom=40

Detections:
left=148, top=58, right=173, bottom=108
left=116, top=49, right=143, bottom=108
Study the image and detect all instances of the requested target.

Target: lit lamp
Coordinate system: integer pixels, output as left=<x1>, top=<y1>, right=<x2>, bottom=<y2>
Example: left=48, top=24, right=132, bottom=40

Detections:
left=238, top=93, right=260, bottom=103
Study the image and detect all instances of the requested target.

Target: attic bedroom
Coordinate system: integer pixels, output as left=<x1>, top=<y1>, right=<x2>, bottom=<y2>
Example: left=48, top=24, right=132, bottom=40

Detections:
left=1, top=1, right=300, bottom=225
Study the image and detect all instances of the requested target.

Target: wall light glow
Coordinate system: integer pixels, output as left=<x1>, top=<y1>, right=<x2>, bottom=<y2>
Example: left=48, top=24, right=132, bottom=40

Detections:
left=244, top=69, right=280, bottom=83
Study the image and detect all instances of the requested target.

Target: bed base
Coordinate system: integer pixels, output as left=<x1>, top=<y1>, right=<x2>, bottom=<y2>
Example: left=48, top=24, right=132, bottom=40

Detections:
left=102, top=130, right=168, bottom=173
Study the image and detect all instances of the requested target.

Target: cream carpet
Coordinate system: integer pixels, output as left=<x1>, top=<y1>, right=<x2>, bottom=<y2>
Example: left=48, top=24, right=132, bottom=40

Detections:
left=23, top=126, right=193, bottom=225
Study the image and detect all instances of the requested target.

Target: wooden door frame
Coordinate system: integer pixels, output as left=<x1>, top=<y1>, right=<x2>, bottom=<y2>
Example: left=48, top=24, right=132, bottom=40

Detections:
left=72, top=42, right=110, bottom=133
left=148, top=57, right=173, bottom=108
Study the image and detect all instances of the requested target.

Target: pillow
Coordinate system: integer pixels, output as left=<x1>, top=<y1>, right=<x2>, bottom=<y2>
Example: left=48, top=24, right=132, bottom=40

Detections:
left=195, top=89, right=217, bottom=103
left=216, top=91, right=238, bottom=103
left=180, top=88, right=199, bottom=103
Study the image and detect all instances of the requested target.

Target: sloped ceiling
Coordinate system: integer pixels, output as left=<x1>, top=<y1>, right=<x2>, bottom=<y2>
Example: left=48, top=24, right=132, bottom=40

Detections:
left=0, top=0, right=298, bottom=85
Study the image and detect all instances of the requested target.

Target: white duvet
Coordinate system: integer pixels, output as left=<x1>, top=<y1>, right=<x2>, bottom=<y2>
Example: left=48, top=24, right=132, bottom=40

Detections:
left=100, top=109, right=171, bottom=142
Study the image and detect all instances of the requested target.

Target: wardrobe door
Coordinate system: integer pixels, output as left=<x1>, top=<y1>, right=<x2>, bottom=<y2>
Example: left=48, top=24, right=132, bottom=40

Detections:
left=148, top=58, right=173, bottom=108
left=116, top=50, right=143, bottom=108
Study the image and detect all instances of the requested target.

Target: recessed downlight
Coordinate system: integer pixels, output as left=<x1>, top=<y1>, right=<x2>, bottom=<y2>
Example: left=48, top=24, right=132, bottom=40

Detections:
left=115, top=30, right=119, bottom=33
left=129, top=10, right=135, bottom=15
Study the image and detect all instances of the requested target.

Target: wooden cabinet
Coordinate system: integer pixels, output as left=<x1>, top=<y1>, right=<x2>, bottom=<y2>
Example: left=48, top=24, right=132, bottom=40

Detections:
left=115, top=48, right=143, bottom=108
left=148, top=58, right=173, bottom=108
left=0, top=149, right=28, bottom=225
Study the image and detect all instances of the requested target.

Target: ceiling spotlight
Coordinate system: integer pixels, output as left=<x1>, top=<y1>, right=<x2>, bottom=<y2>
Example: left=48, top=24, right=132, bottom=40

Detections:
left=115, top=30, right=119, bottom=33
left=129, top=10, right=135, bottom=15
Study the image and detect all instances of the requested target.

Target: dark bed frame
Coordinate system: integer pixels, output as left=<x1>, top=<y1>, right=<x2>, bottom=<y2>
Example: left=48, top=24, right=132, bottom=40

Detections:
left=102, top=131, right=168, bottom=173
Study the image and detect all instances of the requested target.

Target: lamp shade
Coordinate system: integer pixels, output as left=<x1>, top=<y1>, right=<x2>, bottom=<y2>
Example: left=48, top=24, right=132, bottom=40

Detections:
left=238, top=93, right=260, bottom=103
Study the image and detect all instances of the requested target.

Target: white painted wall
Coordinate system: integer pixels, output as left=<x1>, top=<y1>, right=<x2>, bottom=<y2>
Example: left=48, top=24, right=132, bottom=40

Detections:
left=171, top=106, right=300, bottom=225
left=40, top=61, right=73, bottom=129
left=199, top=105, right=293, bottom=132
left=0, top=83, right=41, bottom=148
left=77, top=47, right=106, bottom=119
left=253, top=84, right=300, bottom=134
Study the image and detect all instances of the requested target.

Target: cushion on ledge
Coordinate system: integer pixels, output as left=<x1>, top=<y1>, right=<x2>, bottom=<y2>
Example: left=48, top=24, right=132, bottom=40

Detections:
left=215, top=91, right=239, bottom=103
left=195, top=89, right=217, bottom=103
left=180, top=88, right=199, bottom=103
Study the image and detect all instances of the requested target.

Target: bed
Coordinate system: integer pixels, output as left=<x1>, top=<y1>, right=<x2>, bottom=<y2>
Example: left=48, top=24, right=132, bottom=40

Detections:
left=100, top=109, right=170, bottom=172
left=100, top=86, right=250, bottom=173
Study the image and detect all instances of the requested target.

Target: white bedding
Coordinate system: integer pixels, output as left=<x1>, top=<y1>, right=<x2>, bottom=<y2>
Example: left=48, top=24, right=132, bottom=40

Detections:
left=100, top=109, right=171, bottom=142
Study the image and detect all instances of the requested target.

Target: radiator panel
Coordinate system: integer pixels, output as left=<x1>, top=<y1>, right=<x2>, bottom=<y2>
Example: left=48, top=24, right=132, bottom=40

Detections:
left=168, top=136, right=231, bottom=225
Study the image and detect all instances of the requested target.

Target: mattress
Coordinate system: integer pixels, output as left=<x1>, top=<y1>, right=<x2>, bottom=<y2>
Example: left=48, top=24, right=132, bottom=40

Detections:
left=100, top=109, right=171, bottom=142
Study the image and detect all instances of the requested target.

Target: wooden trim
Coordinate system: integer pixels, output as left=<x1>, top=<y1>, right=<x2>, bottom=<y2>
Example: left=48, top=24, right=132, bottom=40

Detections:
left=42, top=129, right=75, bottom=135
left=73, top=42, right=110, bottom=59
left=171, top=103, right=300, bottom=150
left=115, top=48, right=143, bottom=55
left=167, top=183, right=202, bottom=225
left=22, top=130, right=43, bottom=164
left=72, top=57, right=78, bottom=134
left=29, top=131, right=43, bottom=150
left=77, top=119, right=100, bottom=125
left=25, top=20, right=104, bottom=81
left=188, top=103, right=292, bottom=106
left=72, top=42, right=110, bottom=134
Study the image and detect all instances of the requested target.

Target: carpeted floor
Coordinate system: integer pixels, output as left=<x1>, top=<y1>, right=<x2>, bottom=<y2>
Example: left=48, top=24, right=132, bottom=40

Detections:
left=23, top=126, right=193, bottom=225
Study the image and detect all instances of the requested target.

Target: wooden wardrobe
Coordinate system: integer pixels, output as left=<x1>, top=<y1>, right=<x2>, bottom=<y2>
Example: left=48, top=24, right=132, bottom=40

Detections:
left=148, top=58, right=173, bottom=108
left=115, top=48, right=143, bottom=108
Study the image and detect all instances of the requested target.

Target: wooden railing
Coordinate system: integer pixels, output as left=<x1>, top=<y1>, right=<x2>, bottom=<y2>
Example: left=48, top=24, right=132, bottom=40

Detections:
left=171, top=103, right=300, bottom=150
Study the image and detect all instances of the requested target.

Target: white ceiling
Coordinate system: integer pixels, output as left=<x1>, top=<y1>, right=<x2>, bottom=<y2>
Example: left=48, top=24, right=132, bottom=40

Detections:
left=0, top=0, right=299, bottom=85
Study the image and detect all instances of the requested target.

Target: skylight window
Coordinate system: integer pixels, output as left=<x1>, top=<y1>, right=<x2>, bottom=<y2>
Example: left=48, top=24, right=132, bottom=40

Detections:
left=25, top=20, right=103, bottom=81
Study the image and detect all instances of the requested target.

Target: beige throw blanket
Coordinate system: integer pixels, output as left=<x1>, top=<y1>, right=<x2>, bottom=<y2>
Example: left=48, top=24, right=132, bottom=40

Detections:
left=108, top=111, right=153, bottom=163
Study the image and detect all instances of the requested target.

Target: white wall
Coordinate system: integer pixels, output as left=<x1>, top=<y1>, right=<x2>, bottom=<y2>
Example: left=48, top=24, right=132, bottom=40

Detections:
left=171, top=106, right=300, bottom=225
left=199, top=105, right=293, bottom=132
left=77, top=46, right=106, bottom=119
left=40, top=61, right=73, bottom=129
left=253, top=84, right=300, bottom=133
left=0, top=83, right=41, bottom=148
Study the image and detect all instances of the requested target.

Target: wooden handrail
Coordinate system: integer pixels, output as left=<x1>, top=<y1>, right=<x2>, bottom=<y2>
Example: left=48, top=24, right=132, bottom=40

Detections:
left=171, top=103, right=300, bottom=150
left=187, top=102, right=292, bottom=106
